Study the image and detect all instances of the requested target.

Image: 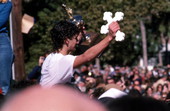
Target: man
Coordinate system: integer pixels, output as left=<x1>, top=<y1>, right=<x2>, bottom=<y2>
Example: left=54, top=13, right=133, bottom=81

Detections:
left=0, top=0, right=13, bottom=95
left=40, top=20, right=120, bottom=87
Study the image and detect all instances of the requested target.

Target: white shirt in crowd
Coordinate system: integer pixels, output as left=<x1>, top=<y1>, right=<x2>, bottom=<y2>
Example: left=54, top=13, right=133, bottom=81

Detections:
left=40, top=53, right=76, bottom=87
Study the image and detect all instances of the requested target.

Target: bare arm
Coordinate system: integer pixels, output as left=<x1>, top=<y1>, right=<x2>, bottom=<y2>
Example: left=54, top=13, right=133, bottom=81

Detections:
left=73, top=22, right=120, bottom=68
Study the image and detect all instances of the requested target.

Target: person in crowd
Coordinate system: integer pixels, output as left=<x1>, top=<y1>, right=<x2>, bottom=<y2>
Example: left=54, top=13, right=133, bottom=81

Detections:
left=0, top=0, right=13, bottom=95
left=128, top=88, right=142, bottom=97
left=27, top=51, right=51, bottom=83
left=144, top=86, right=154, bottom=97
left=0, top=85, right=107, bottom=111
left=100, top=95, right=170, bottom=111
left=156, top=84, right=163, bottom=95
left=27, top=56, right=45, bottom=82
left=165, top=92, right=170, bottom=107
left=39, top=20, right=120, bottom=87
left=162, top=84, right=170, bottom=100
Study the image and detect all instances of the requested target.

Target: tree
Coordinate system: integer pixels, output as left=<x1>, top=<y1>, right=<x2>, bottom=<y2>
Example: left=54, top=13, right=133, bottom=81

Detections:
left=22, top=0, right=170, bottom=73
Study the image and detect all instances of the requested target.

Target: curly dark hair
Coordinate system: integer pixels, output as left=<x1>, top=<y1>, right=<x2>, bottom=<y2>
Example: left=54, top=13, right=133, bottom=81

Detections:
left=50, top=20, right=80, bottom=51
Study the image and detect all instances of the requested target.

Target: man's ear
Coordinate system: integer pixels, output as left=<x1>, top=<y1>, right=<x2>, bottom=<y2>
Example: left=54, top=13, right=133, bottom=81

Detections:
left=64, top=38, right=69, bottom=46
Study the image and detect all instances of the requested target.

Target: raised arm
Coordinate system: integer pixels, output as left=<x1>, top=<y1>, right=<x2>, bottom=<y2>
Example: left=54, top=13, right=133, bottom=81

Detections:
left=73, top=22, right=120, bottom=68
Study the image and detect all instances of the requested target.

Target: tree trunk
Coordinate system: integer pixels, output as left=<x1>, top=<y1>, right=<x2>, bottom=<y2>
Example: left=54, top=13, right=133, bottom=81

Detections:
left=95, top=58, right=101, bottom=71
left=11, top=0, right=25, bottom=81
left=165, top=37, right=169, bottom=65
left=158, top=33, right=165, bottom=66
left=140, top=20, right=148, bottom=69
left=158, top=51, right=163, bottom=66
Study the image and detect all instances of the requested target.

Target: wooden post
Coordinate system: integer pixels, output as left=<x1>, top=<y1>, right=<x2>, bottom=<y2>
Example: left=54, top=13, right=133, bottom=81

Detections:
left=11, top=0, right=25, bottom=81
left=140, top=20, right=148, bottom=69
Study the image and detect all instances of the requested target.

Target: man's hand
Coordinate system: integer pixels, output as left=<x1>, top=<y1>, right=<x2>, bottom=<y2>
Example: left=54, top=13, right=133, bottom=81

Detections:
left=108, top=22, right=120, bottom=37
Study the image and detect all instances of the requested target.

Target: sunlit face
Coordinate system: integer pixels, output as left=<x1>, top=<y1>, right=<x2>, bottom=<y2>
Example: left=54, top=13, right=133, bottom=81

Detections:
left=67, top=33, right=80, bottom=52
left=67, top=26, right=86, bottom=53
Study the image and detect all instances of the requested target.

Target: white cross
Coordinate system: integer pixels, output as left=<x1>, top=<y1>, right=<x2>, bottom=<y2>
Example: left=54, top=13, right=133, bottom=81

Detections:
left=100, top=12, right=125, bottom=41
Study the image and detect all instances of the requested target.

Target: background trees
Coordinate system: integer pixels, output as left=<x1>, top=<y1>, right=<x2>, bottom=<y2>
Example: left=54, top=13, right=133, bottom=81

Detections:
left=22, top=0, right=170, bottom=74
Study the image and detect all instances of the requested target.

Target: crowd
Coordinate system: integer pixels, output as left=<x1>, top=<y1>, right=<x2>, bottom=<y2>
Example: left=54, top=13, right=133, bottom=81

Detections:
left=1, top=64, right=170, bottom=111
left=26, top=59, right=170, bottom=103
left=70, top=64, right=170, bottom=101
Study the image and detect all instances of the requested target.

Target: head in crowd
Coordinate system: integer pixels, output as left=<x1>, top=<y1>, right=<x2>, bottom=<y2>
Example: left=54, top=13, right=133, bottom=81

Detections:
left=1, top=85, right=106, bottom=111
left=100, top=96, right=170, bottom=111
left=128, top=88, right=142, bottom=97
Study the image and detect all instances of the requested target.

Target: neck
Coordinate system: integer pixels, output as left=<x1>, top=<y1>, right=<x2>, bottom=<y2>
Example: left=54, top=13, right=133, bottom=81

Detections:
left=58, top=50, right=67, bottom=55
left=57, top=47, right=70, bottom=55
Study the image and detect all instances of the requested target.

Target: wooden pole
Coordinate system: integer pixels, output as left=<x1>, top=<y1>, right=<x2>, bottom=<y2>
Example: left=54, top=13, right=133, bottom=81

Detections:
left=140, top=20, right=148, bottom=69
left=11, top=0, right=25, bottom=81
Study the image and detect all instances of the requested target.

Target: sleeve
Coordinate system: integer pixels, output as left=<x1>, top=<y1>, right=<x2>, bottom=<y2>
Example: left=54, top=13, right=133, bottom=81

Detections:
left=0, top=1, right=12, bottom=28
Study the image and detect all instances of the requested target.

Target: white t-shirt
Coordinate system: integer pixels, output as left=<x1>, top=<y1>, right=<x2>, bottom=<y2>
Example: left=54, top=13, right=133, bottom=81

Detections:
left=40, top=53, right=77, bottom=87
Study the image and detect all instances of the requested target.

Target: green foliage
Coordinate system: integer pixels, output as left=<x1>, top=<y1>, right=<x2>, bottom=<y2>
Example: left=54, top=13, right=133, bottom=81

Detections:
left=23, top=0, right=170, bottom=73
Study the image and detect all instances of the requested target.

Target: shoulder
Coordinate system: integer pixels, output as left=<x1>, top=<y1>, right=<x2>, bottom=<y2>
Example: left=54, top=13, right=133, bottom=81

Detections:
left=6, top=1, right=12, bottom=10
left=62, top=54, right=77, bottom=63
left=45, top=53, right=76, bottom=63
left=65, top=54, right=77, bottom=58
left=0, top=1, right=12, bottom=11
